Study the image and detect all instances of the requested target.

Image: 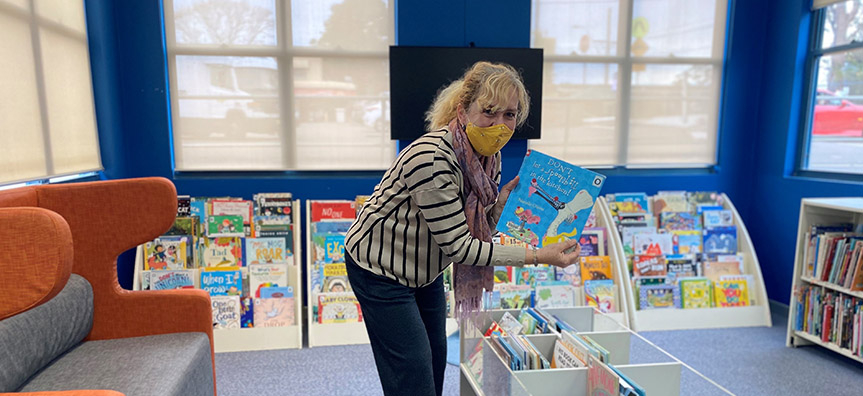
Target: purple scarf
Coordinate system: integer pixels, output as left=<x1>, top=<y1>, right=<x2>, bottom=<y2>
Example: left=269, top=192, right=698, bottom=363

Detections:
left=448, top=118, right=499, bottom=320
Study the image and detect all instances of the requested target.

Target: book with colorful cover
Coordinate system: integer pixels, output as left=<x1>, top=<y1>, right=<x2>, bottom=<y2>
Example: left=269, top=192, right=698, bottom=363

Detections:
left=633, top=232, right=673, bottom=255
left=494, top=266, right=515, bottom=283
left=639, top=283, right=680, bottom=310
left=679, top=277, right=712, bottom=308
left=146, top=269, right=197, bottom=290
left=164, top=217, right=199, bottom=237
left=260, top=286, right=293, bottom=298
left=632, top=255, right=666, bottom=277
left=201, top=267, right=243, bottom=296
left=703, top=260, right=743, bottom=283
left=608, top=192, right=649, bottom=214
left=211, top=199, right=253, bottom=237
left=620, top=225, right=656, bottom=256
left=248, top=263, right=289, bottom=298
left=317, top=292, right=362, bottom=324
left=584, top=279, right=616, bottom=313
left=579, top=228, right=607, bottom=256
left=687, top=191, right=724, bottom=208
left=514, top=265, right=556, bottom=288
left=555, top=264, right=581, bottom=287
left=198, top=237, right=243, bottom=268
left=666, top=254, right=698, bottom=280
left=323, top=233, right=346, bottom=263
left=653, top=191, right=690, bottom=214
left=703, top=226, right=738, bottom=254
left=211, top=295, right=241, bottom=329
left=253, top=193, right=293, bottom=216
left=144, top=236, right=191, bottom=271
left=660, top=212, right=702, bottom=231
left=322, top=262, right=351, bottom=293
left=254, top=297, right=295, bottom=327
left=672, top=230, right=703, bottom=254
left=240, top=297, right=254, bottom=328
left=535, top=281, right=577, bottom=309
left=206, top=215, right=244, bottom=238
left=245, top=237, right=290, bottom=265
left=496, top=150, right=606, bottom=248
left=714, top=277, right=750, bottom=307
left=703, top=209, right=734, bottom=228
left=310, top=200, right=356, bottom=222
left=498, top=284, right=532, bottom=309
left=580, top=256, right=613, bottom=282
left=588, top=355, right=619, bottom=396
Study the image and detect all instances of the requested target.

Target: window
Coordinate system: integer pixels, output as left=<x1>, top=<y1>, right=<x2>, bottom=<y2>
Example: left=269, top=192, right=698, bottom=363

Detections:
left=529, top=0, right=727, bottom=168
left=802, top=0, right=863, bottom=176
left=164, top=0, right=395, bottom=171
left=0, top=0, right=102, bottom=186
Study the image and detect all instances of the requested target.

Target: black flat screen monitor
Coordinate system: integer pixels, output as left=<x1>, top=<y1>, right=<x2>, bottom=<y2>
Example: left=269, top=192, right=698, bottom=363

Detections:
left=388, top=46, right=543, bottom=141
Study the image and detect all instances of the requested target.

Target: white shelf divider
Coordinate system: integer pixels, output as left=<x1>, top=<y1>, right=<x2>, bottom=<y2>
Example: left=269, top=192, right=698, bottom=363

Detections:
left=786, top=197, right=863, bottom=363
left=595, top=196, right=632, bottom=329
left=619, top=193, right=772, bottom=331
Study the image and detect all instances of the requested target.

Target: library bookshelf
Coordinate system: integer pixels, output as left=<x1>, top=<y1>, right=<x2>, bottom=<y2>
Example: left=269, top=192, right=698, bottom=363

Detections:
left=133, top=199, right=304, bottom=353
left=619, top=193, right=773, bottom=331
left=594, top=197, right=632, bottom=328
left=458, top=307, right=729, bottom=396
left=305, top=199, right=369, bottom=348
left=786, top=198, right=863, bottom=364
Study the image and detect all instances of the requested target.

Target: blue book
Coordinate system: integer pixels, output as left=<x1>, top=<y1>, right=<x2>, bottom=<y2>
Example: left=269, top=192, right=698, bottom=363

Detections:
left=496, top=150, right=606, bottom=248
left=703, top=226, right=738, bottom=254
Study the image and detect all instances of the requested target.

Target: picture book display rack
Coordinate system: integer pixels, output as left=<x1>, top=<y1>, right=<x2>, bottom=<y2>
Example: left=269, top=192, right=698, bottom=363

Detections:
left=617, top=193, right=773, bottom=331
left=786, top=198, right=863, bottom=364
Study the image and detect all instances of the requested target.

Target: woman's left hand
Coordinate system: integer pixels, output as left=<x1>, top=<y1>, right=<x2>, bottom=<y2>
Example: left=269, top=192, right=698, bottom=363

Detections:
left=492, top=176, right=519, bottom=220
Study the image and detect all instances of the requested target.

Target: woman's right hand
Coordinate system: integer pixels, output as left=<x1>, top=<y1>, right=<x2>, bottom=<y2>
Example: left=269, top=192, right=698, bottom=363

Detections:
left=537, top=238, right=582, bottom=268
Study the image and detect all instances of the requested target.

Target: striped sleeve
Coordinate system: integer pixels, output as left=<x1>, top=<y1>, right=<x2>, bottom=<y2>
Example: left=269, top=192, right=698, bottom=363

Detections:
left=406, top=148, right=524, bottom=267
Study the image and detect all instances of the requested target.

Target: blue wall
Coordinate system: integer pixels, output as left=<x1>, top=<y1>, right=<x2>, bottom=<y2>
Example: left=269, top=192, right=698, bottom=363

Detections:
left=84, top=0, right=862, bottom=301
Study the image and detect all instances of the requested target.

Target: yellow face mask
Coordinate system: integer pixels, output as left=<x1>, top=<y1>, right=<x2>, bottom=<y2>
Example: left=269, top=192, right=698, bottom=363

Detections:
left=464, top=122, right=514, bottom=157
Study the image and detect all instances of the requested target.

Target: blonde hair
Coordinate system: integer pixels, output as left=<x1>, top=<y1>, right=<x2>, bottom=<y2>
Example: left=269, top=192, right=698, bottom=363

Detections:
left=425, top=61, right=530, bottom=131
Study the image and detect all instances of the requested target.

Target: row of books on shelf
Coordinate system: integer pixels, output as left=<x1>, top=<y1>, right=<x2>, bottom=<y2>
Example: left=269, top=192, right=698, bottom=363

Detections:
left=794, top=286, right=863, bottom=358
left=472, top=307, right=644, bottom=395
left=802, top=222, right=863, bottom=290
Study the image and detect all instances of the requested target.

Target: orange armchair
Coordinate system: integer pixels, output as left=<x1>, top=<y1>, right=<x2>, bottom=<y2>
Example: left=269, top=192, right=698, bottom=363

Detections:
left=0, top=177, right=215, bottom=396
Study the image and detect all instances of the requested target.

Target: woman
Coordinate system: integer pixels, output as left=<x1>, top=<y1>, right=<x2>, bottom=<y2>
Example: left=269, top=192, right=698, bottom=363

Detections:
left=344, top=61, right=582, bottom=396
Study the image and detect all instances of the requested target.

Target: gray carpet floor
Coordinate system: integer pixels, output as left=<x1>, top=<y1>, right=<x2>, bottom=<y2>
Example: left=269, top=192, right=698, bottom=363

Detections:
left=214, top=302, right=863, bottom=395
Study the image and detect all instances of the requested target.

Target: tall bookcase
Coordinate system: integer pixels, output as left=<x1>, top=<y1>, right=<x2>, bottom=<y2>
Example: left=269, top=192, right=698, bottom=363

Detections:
left=133, top=199, right=304, bottom=352
left=618, top=193, right=773, bottom=331
left=786, top=197, right=863, bottom=363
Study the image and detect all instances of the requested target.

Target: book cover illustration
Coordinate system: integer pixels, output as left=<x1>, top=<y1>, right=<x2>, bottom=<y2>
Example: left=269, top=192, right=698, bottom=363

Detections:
left=679, top=277, right=712, bottom=309
left=323, top=234, right=346, bottom=263
left=494, top=266, right=515, bottom=283
left=147, top=269, right=197, bottom=290
left=703, top=226, right=738, bottom=254
left=253, top=215, right=293, bottom=240
left=310, top=200, right=356, bottom=222
left=555, top=264, right=581, bottom=287
left=688, top=191, right=724, bottom=207
left=660, top=211, right=702, bottom=231
left=164, top=216, right=199, bottom=237
left=584, top=279, right=616, bottom=313
left=253, top=192, right=292, bottom=216
left=608, top=192, right=649, bottom=214
left=211, top=199, right=253, bottom=237
left=254, top=297, right=295, bottom=327
left=198, top=237, right=243, bottom=268
left=579, top=228, right=607, bottom=256
left=638, top=283, right=680, bottom=310
left=580, top=256, right=613, bottom=282
left=703, top=209, right=734, bottom=228
left=666, top=254, right=698, bottom=280
left=534, top=281, right=577, bottom=309
left=496, top=150, right=606, bottom=248
left=207, top=215, right=244, bottom=238
left=703, top=260, right=743, bottom=283
left=245, top=237, right=289, bottom=265
left=588, top=355, right=619, bottom=396
left=672, top=230, right=702, bottom=254
left=260, top=286, right=294, bottom=298
left=632, top=255, right=666, bottom=277
left=514, top=265, right=555, bottom=288
left=620, top=225, right=655, bottom=256
left=322, top=262, right=352, bottom=293
left=497, top=284, right=532, bottom=309
left=144, top=236, right=191, bottom=271
left=248, top=263, right=289, bottom=298
left=211, top=295, right=241, bottom=329
left=201, top=268, right=243, bottom=296
left=633, top=232, right=673, bottom=255
left=240, top=297, right=254, bottom=328
left=317, top=292, right=363, bottom=324
left=714, top=278, right=750, bottom=307
left=653, top=191, right=690, bottom=214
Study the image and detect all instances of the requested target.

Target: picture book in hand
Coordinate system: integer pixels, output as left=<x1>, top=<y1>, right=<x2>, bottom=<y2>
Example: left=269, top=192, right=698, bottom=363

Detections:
left=496, top=150, right=606, bottom=248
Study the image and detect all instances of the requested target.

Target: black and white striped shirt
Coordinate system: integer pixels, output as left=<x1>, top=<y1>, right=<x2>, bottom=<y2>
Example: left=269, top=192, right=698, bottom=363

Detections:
left=345, top=129, right=526, bottom=288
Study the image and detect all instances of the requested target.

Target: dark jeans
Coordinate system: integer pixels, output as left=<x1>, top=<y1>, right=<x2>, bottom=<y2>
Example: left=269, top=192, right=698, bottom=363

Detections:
left=345, top=254, right=447, bottom=396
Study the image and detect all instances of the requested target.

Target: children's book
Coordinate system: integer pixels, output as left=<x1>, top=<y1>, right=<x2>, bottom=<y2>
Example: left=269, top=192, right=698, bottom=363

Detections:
left=703, top=260, right=743, bottom=283
left=653, top=191, right=690, bottom=214
left=201, top=267, right=243, bottom=296
left=666, top=254, right=698, bottom=280
left=323, top=234, right=346, bottom=263
left=498, top=311, right=524, bottom=335
left=584, top=279, right=616, bottom=313
left=714, top=277, right=750, bottom=307
left=211, top=199, right=253, bottom=237
left=211, top=295, right=241, bottom=329
left=638, top=283, right=680, bottom=310
left=207, top=215, right=245, bottom=238
left=633, top=232, right=673, bottom=255
left=588, top=355, right=619, bottom=396
left=514, top=265, right=556, bottom=288
left=145, top=236, right=191, bottom=271
left=198, top=237, right=243, bottom=268
left=703, top=226, right=738, bottom=254
left=164, top=217, right=199, bottom=237
left=632, top=255, right=666, bottom=277
left=703, top=209, right=734, bottom=228
left=496, top=150, right=606, bottom=248
left=534, top=281, right=577, bottom=309
left=245, top=237, right=290, bottom=265
left=317, top=292, right=362, bottom=324
left=322, top=262, right=352, bottom=293
left=498, top=284, right=532, bottom=309
left=687, top=191, right=724, bottom=208
left=248, top=263, right=289, bottom=298
left=608, top=193, right=649, bottom=214
left=310, top=200, right=356, bottom=222
left=580, top=256, right=613, bottom=282
left=147, top=269, right=197, bottom=290
left=240, top=297, right=254, bottom=328
left=579, top=228, right=607, bottom=256
left=494, top=266, right=515, bottom=284
left=672, top=230, right=703, bottom=254
left=254, top=297, right=295, bottom=327
left=660, top=212, right=702, bottom=231
left=260, top=286, right=293, bottom=298
left=619, top=225, right=656, bottom=256
left=678, top=277, right=712, bottom=309
left=253, top=192, right=293, bottom=216
left=554, top=264, right=581, bottom=287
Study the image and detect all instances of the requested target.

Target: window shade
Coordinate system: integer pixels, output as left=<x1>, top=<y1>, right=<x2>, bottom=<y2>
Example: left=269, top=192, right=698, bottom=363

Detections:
left=812, top=0, right=847, bottom=10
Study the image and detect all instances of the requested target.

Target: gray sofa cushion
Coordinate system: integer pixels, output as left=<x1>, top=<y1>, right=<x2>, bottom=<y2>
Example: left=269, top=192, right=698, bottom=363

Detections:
left=19, top=332, right=214, bottom=396
left=0, top=274, right=93, bottom=392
